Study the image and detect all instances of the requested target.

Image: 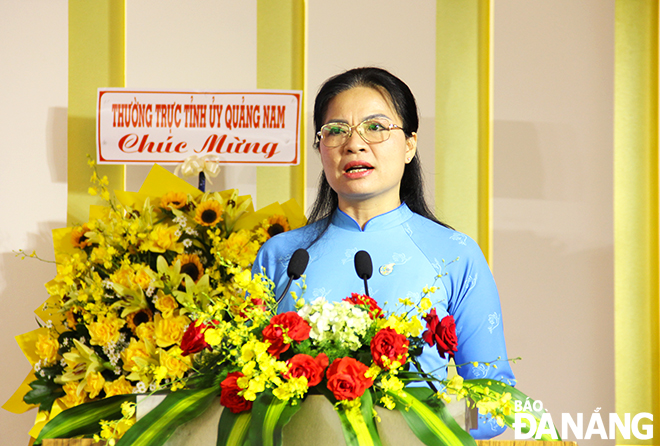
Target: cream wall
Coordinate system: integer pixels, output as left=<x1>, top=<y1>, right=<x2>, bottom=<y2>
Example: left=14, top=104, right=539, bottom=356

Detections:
left=493, top=1, right=615, bottom=444
left=0, top=2, right=69, bottom=444
left=305, top=1, right=437, bottom=211
left=123, top=0, right=258, bottom=196
left=0, top=2, right=616, bottom=445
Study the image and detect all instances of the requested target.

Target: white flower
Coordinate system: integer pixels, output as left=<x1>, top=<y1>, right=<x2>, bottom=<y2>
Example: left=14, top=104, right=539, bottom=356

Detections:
left=297, top=298, right=372, bottom=351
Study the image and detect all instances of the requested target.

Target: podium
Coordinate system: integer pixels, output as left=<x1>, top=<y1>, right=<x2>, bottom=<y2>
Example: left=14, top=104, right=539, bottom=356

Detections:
left=39, top=396, right=579, bottom=446
left=42, top=440, right=579, bottom=446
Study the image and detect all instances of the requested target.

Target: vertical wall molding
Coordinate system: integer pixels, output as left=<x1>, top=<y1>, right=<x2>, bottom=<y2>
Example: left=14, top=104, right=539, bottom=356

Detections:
left=614, top=1, right=659, bottom=442
left=68, top=0, right=125, bottom=224
left=435, top=0, right=493, bottom=261
left=256, top=0, right=307, bottom=210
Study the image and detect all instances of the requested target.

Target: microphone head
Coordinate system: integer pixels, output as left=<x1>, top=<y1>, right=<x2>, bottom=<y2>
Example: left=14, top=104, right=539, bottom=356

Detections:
left=287, top=248, right=309, bottom=280
left=354, top=250, right=373, bottom=280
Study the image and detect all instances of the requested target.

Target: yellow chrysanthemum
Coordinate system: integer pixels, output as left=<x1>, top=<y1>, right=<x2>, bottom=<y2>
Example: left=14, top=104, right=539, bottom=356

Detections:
left=158, top=346, right=191, bottom=380
left=160, top=191, right=188, bottom=210
left=110, top=264, right=137, bottom=290
left=194, top=200, right=223, bottom=226
left=133, top=266, right=154, bottom=290
left=135, top=321, right=156, bottom=343
left=153, top=313, right=191, bottom=348
left=175, top=254, right=204, bottom=283
left=35, top=334, right=59, bottom=365
left=154, top=293, right=179, bottom=319
left=88, top=314, right=125, bottom=346
left=121, top=338, right=152, bottom=372
left=143, top=224, right=182, bottom=253
left=57, top=381, right=88, bottom=409
left=84, top=371, right=106, bottom=399
left=104, top=376, right=135, bottom=397
left=212, top=229, right=260, bottom=268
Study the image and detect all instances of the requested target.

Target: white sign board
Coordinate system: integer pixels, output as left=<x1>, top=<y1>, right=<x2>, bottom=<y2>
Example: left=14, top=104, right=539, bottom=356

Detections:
left=96, top=89, right=302, bottom=165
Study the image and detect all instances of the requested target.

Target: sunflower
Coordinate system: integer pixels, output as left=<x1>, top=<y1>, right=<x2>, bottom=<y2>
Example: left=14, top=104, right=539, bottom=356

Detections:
left=126, top=308, right=154, bottom=334
left=194, top=200, right=224, bottom=226
left=160, top=191, right=188, bottom=210
left=71, top=224, right=92, bottom=249
left=263, top=215, right=290, bottom=239
left=176, top=253, right=204, bottom=283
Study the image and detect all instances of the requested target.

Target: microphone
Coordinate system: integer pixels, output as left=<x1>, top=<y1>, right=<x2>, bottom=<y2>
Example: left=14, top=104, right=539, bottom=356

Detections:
left=276, top=248, right=309, bottom=305
left=354, top=250, right=373, bottom=297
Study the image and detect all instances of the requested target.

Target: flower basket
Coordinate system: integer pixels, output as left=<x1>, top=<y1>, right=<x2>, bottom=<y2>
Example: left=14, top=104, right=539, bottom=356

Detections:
left=475, top=443, right=578, bottom=446
left=136, top=394, right=469, bottom=446
left=42, top=440, right=106, bottom=446
left=5, top=164, right=563, bottom=446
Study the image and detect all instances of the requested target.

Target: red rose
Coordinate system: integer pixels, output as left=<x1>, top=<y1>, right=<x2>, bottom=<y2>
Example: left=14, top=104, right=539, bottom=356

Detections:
left=262, top=312, right=311, bottom=358
left=370, top=328, right=410, bottom=368
left=285, top=353, right=329, bottom=387
left=343, top=293, right=383, bottom=318
left=422, top=309, right=458, bottom=359
left=220, top=371, right=252, bottom=413
left=180, top=321, right=211, bottom=356
left=326, top=357, right=373, bottom=401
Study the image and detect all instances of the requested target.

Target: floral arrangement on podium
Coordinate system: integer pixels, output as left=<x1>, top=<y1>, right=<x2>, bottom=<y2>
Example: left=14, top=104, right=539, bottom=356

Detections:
left=5, top=164, right=558, bottom=446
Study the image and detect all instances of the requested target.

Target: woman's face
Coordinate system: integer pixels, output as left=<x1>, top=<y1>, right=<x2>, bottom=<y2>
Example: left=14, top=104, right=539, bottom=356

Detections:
left=319, top=86, right=417, bottom=213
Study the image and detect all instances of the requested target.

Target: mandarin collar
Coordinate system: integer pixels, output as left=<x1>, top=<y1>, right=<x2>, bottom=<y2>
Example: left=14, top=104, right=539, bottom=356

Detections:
left=330, top=203, right=414, bottom=232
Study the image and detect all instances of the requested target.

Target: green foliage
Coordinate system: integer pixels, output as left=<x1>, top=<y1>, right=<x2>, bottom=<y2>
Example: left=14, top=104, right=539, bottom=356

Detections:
left=24, top=375, right=64, bottom=412
left=35, top=395, right=134, bottom=445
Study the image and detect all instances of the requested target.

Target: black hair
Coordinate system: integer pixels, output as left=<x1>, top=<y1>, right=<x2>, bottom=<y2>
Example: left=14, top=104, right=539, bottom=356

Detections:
left=307, top=67, right=451, bottom=234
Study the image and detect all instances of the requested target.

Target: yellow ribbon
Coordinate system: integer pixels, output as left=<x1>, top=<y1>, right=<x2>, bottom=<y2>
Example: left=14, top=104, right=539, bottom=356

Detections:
left=174, top=155, right=221, bottom=185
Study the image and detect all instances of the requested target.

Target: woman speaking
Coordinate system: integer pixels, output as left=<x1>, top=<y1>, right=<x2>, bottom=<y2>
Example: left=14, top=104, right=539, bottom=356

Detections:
left=253, top=67, right=514, bottom=439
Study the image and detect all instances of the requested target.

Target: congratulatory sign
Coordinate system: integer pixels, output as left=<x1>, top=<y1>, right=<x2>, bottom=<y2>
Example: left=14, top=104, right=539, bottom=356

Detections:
left=96, top=89, right=302, bottom=165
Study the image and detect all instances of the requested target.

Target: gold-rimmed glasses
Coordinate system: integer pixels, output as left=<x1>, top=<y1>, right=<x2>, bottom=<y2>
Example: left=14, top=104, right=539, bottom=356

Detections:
left=316, top=118, right=404, bottom=148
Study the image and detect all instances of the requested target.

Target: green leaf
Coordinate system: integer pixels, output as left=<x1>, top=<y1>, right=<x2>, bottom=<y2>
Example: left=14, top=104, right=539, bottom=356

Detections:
left=216, top=409, right=251, bottom=446
left=35, top=394, right=135, bottom=445
left=334, top=391, right=383, bottom=446
left=384, top=387, right=476, bottom=446
left=116, top=387, right=218, bottom=446
left=249, top=391, right=302, bottom=446
left=467, top=379, right=561, bottom=441
left=24, top=378, right=64, bottom=412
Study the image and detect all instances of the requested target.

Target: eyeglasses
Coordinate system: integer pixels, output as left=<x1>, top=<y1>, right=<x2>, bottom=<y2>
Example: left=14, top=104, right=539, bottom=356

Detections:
left=316, top=118, right=404, bottom=148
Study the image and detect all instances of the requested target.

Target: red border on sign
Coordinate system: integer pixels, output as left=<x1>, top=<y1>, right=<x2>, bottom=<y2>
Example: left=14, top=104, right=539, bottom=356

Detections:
left=96, top=90, right=302, bottom=165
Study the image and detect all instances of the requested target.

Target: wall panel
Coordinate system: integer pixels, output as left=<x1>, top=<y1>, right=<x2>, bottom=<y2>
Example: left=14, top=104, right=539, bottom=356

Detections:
left=493, top=1, right=615, bottom=443
left=0, top=3, right=68, bottom=445
left=125, top=0, right=258, bottom=196
left=306, top=0, right=437, bottom=213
